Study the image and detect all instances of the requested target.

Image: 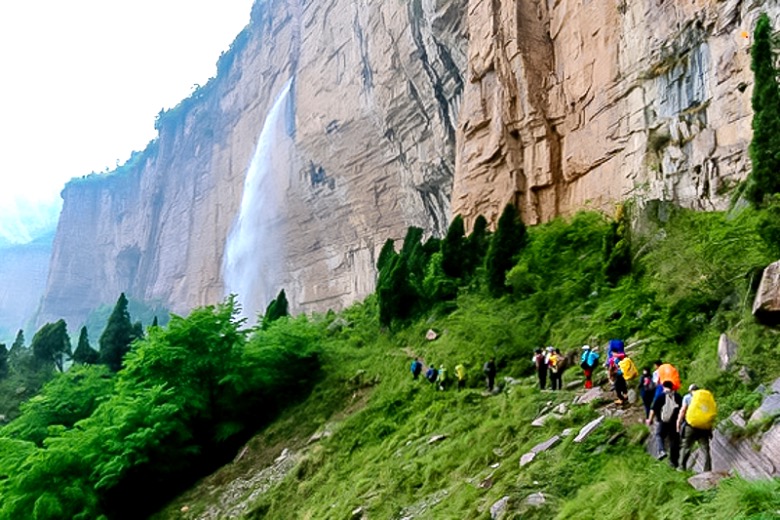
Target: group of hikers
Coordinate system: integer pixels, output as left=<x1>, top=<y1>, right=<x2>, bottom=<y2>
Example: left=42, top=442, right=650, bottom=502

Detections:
left=410, top=338, right=718, bottom=474
left=409, top=357, right=497, bottom=392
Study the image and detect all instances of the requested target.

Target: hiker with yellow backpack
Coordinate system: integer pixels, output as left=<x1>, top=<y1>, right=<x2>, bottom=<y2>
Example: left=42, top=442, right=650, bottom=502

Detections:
left=676, top=384, right=717, bottom=472
left=614, top=355, right=638, bottom=404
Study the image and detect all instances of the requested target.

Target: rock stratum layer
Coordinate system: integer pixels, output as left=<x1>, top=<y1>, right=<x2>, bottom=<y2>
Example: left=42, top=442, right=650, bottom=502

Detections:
left=40, top=0, right=775, bottom=327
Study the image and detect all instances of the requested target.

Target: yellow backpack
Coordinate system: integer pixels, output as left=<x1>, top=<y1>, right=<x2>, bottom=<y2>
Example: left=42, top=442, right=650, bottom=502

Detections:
left=618, top=357, right=638, bottom=380
left=685, top=390, right=717, bottom=429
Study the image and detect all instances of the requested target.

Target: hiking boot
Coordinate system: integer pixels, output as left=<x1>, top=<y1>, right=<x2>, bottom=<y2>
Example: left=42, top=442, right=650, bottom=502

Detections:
left=657, top=451, right=667, bottom=461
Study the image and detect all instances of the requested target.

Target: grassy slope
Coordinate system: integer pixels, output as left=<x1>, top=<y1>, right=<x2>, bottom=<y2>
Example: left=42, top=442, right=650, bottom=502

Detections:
left=155, top=208, right=780, bottom=520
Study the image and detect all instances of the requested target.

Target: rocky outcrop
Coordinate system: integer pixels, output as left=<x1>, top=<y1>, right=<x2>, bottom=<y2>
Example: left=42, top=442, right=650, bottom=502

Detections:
left=752, top=260, right=780, bottom=324
left=40, top=0, right=468, bottom=327
left=453, top=1, right=777, bottom=227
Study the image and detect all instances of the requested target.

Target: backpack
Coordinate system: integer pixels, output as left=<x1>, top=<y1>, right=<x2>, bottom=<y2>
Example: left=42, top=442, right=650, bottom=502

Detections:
left=660, top=393, right=679, bottom=423
left=686, top=390, right=717, bottom=429
left=426, top=367, right=438, bottom=383
left=549, top=354, right=559, bottom=373
left=618, top=357, right=638, bottom=380
left=657, top=364, right=681, bottom=390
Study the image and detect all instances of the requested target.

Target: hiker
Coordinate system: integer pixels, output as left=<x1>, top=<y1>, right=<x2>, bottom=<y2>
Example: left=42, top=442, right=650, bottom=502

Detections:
left=548, top=348, right=563, bottom=391
left=455, top=363, right=466, bottom=391
left=605, top=339, right=626, bottom=386
left=613, top=363, right=628, bottom=404
left=411, top=358, right=423, bottom=380
left=426, top=365, right=439, bottom=385
left=652, top=361, right=681, bottom=404
left=638, top=367, right=656, bottom=418
left=484, top=357, right=497, bottom=392
left=580, top=345, right=599, bottom=389
left=533, top=348, right=548, bottom=390
left=646, top=381, right=682, bottom=467
left=438, top=364, right=448, bottom=391
left=677, top=384, right=716, bottom=472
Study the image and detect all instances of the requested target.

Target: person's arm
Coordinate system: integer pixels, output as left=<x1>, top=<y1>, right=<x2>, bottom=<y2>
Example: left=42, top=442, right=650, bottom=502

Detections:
left=646, top=409, right=655, bottom=425
left=676, top=403, right=688, bottom=432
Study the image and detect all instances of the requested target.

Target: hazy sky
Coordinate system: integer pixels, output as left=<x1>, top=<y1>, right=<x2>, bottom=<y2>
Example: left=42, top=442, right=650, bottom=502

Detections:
left=0, top=0, right=254, bottom=241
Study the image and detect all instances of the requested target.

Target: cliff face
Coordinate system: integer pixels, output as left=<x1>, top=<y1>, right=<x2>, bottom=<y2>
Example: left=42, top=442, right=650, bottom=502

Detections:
left=40, top=0, right=467, bottom=327
left=453, top=0, right=772, bottom=226
left=0, top=239, right=51, bottom=343
left=40, top=0, right=774, bottom=327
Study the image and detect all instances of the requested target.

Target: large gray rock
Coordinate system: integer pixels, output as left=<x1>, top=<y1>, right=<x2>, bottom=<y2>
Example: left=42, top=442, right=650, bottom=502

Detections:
left=688, top=471, right=728, bottom=491
left=749, top=394, right=780, bottom=424
left=753, top=261, right=780, bottom=324
left=574, top=416, right=605, bottom=443
left=717, top=334, right=738, bottom=370
left=574, top=387, right=607, bottom=405
left=531, top=435, right=561, bottom=454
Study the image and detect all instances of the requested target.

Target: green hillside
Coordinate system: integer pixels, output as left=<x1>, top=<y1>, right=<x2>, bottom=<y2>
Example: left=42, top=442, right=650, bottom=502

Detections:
left=145, top=203, right=780, bottom=520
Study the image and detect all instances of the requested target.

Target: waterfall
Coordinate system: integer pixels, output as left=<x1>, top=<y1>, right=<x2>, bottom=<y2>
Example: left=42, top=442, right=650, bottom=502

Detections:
left=223, top=79, right=294, bottom=321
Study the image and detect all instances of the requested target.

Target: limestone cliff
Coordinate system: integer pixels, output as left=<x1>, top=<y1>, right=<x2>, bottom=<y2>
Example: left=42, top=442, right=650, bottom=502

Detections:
left=0, top=238, right=51, bottom=343
left=39, top=0, right=776, bottom=327
left=453, top=0, right=774, bottom=226
left=40, top=0, right=467, bottom=327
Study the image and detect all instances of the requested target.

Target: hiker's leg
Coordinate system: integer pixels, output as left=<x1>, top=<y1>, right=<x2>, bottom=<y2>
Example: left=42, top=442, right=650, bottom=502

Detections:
left=669, top=428, right=680, bottom=467
left=654, top=422, right=666, bottom=455
left=680, top=424, right=693, bottom=470
left=700, top=429, right=712, bottom=472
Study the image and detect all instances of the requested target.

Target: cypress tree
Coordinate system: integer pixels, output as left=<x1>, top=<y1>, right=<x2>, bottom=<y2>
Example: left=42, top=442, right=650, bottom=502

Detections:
left=31, top=319, right=71, bottom=371
left=441, top=215, right=466, bottom=279
left=465, top=215, right=489, bottom=276
left=72, top=326, right=99, bottom=365
left=99, top=293, right=137, bottom=372
left=485, top=204, right=527, bottom=297
left=376, top=239, right=397, bottom=273
left=747, top=13, right=780, bottom=206
left=263, top=289, right=289, bottom=329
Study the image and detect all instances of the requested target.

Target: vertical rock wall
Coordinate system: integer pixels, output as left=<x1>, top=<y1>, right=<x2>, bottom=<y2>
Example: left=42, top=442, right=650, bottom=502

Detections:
left=39, top=0, right=467, bottom=327
left=452, top=0, right=774, bottom=227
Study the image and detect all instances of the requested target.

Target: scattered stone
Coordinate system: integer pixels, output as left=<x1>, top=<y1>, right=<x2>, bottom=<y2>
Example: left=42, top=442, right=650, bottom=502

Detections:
left=531, top=413, right=563, bottom=427
left=519, top=452, right=536, bottom=467
left=426, top=329, right=438, bottom=341
left=566, top=380, right=583, bottom=390
left=493, top=448, right=505, bottom=457
left=561, top=428, right=574, bottom=437
left=738, top=366, right=752, bottom=384
left=274, top=448, right=290, bottom=463
left=525, top=492, right=546, bottom=507
left=531, top=435, right=561, bottom=454
left=180, top=505, right=190, bottom=513
left=490, top=496, right=510, bottom=519
left=307, top=426, right=333, bottom=444
left=574, top=416, right=605, bottom=443
left=574, top=387, right=606, bottom=405
left=627, top=389, right=637, bottom=404
left=554, top=403, right=568, bottom=415
left=351, top=506, right=365, bottom=519
left=479, top=476, right=494, bottom=489
left=428, top=434, right=447, bottom=444
left=688, top=471, right=729, bottom=491
left=718, top=334, right=739, bottom=370
left=490, top=462, right=500, bottom=469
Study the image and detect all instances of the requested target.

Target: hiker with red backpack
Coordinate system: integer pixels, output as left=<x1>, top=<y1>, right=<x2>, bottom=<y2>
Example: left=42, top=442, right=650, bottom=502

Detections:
left=677, top=384, right=716, bottom=472
left=646, top=381, right=682, bottom=467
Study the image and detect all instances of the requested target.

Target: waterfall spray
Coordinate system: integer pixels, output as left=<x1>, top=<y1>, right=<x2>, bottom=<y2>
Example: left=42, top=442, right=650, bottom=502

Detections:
left=223, top=80, right=294, bottom=321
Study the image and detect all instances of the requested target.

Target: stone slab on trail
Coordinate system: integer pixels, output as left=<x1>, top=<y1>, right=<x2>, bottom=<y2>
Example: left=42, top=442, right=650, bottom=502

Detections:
left=688, top=471, right=729, bottom=491
left=573, top=387, right=606, bottom=405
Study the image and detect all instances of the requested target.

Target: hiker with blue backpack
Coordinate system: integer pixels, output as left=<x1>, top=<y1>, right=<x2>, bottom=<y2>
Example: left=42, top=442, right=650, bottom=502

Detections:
left=580, top=345, right=600, bottom=389
left=410, top=358, right=423, bottom=380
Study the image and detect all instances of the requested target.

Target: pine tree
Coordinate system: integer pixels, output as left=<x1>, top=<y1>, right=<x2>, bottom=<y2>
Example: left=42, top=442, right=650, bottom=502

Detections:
left=262, top=289, right=289, bottom=329
left=441, top=215, right=466, bottom=279
left=99, top=293, right=138, bottom=372
left=72, top=326, right=99, bottom=365
left=747, top=13, right=780, bottom=206
left=485, top=204, right=527, bottom=297
left=31, top=320, right=71, bottom=371
left=465, top=215, right=489, bottom=276
left=151, top=316, right=159, bottom=328
left=376, top=239, right=397, bottom=272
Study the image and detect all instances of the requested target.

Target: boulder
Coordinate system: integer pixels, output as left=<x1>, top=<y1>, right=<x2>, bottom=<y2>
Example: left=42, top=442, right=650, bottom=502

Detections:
left=752, top=261, right=780, bottom=324
left=748, top=393, right=780, bottom=424
left=574, top=416, right=605, bottom=443
left=490, top=496, right=510, bottom=519
left=574, top=387, right=606, bottom=405
left=426, top=329, right=438, bottom=341
left=772, top=377, right=780, bottom=394
left=687, top=471, right=728, bottom=491
left=627, top=389, right=637, bottom=404
left=717, top=334, right=738, bottom=370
